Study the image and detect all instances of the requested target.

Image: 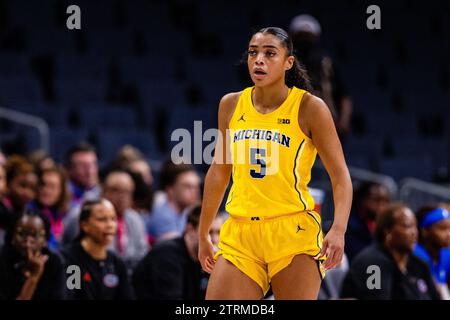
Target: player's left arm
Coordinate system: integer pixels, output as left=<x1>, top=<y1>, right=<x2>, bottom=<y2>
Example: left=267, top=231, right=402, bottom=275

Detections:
left=300, top=93, right=353, bottom=271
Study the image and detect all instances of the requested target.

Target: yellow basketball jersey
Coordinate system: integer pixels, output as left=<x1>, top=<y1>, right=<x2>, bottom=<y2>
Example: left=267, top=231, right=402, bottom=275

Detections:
left=225, top=86, right=317, bottom=218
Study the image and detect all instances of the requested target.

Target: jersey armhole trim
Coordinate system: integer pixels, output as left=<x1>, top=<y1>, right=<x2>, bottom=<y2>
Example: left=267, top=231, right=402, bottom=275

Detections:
left=296, top=90, right=313, bottom=141
left=227, top=89, right=247, bottom=128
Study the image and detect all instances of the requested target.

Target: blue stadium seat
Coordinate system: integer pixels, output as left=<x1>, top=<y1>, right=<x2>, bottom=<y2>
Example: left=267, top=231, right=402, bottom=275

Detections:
left=351, top=88, right=392, bottom=113
left=120, top=56, right=176, bottom=83
left=196, top=2, right=250, bottom=33
left=138, top=81, right=186, bottom=108
left=9, top=104, right=67, bottom=126
left=165, top=106, right=217, bottom=150
left=54, top=78, right=107, bottom=105
left=0, top=77, right=42, bottom=106
left=77, top=0, right=114, bottom=29
left=364, top=111, right=418, bottom=137
left=379, top=156, right=434, bottom=182
left=96, top=129, right=160, bottom=162
left=346, top=154, right=371, bottom=170
left=28, top=29, right=76, bottom=54
left=0, top=53, right=29, bottom=77
left=184, top=58, right=241, bottom=88
left=49, top=127, right=89, bottom=162
left=78, top=106, right=137, bottom=130
left=87, top=29, right=133, bottom=55
left=8, top=0, right=54, bottom=28
left=55, top=54, right=110, bottom=80
left=391, top=137, right=449, bottom=168
left=343, top=136, right=384, bottom=159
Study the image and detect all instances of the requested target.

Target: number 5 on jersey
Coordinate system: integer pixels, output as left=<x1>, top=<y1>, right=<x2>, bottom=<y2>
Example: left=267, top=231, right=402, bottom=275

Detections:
left=250, top=148, right=266, bottom=179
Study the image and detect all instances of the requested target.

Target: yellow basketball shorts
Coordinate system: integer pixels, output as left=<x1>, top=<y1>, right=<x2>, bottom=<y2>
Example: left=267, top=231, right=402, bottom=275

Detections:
left=213, top=211, right=326, bottom=295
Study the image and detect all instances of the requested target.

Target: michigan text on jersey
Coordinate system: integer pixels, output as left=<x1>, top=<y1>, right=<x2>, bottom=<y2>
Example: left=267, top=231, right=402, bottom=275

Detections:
left=232, top=129, right=291, bottom=148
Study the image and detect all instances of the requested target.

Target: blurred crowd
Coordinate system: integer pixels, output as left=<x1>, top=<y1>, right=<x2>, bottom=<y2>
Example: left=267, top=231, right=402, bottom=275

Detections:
left=0, top=143, right=226, bottom=300
left=0, top=143, right=449, bottom=300
left=0, top=7, right=449, bottom=300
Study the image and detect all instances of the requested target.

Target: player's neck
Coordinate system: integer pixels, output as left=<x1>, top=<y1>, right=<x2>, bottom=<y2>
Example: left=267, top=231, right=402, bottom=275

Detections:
left=252, top=82, right=289, bottom=113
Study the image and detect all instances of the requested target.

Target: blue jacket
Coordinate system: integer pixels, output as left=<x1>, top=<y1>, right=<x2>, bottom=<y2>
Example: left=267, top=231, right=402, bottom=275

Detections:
left=414, top=243, right=450, bottom=285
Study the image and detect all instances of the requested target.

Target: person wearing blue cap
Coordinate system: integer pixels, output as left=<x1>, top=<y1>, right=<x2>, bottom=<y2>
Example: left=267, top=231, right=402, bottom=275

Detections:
left=414, top=205, right=450, bottom=299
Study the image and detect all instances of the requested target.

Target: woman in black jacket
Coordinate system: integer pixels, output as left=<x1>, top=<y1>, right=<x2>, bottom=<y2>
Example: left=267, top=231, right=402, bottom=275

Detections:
left=341, top=203, right=440, bottom=300
left=61, top=199, right=134, bottom=300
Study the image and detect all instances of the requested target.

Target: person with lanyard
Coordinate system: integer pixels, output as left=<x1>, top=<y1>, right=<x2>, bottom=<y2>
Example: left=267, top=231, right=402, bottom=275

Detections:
left=61, top=199, right=134, bottom=300
left=27, top=166, right=70, bottom=250
left=62, top=170, right=149, bottom=271
left=414, top=206, right=450, bottom=299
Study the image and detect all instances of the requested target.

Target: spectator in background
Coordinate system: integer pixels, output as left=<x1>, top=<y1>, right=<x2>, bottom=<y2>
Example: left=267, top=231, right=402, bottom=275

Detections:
left=414, top=206, right=450, bottom=299
left=0, top=163, right=6, bottom=200
left=102, top=170, right=149, bottom=269
left=0, top=210, right=65, bottom=300
left=65, top=143, right=101, bottom=208
left=0, top=150, right=6, bottom=166
left=341, top=203, right=440, bottom=300
left=109, top=146, right=154, bottom=217
left=28, top=166, right=70, bottom=250
left=63, top=170, right=148, bottom=270
left=440, top=203, right=450, bottom=212
left=146, top=161, right=200, bottom=244
left=129, top=171, right=154, bottom=218
left=289, top=14, right=352, bottom=139
left=210, top=212, right=226, bottom=254
left=61, top=199, right=134, bottom=300
left=0, top=156, right=37, bottom=246
left=112, top=145, right=154, bottom=187
left=0, top=164, right=7, bottom=247
left=133, top=206, right=223, bottom=300
left=28, top=150, right=56, bottom=173
left=128, top=158, right=153, bottom=187
left=113, top=145, right=144, bottom=168
left=345, top=181, right=391, bottom=262
left=128, top=160, right=154, bottom=217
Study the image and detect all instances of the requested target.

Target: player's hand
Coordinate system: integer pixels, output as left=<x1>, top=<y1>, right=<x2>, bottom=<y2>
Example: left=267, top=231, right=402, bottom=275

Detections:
left=23, top=247, right=49, bottom=280
left=198, top=235, right=215, bottom=274
left=318, top=227, right=345, bottom=271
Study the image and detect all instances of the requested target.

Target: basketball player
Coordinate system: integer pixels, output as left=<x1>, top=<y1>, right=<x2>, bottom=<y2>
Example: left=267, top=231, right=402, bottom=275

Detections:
left=198, top=27, right=352, bottom=299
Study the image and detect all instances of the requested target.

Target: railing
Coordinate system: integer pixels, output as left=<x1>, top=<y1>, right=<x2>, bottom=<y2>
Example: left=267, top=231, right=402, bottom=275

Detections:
left=0, top=106, right=50, bottom=153
left=312, top=160, right=450, bottom=226
left=312, top=161, right=398, bottom=196
left=399, top=178, right=450, bottom=211
left=311, top=161, right=399, bottom=229
left=348, top=166, right=398, bottom=197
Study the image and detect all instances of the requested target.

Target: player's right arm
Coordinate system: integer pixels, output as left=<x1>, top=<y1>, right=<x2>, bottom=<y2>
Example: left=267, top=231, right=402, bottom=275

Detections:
left=198, top=92, right=240, bottom=274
